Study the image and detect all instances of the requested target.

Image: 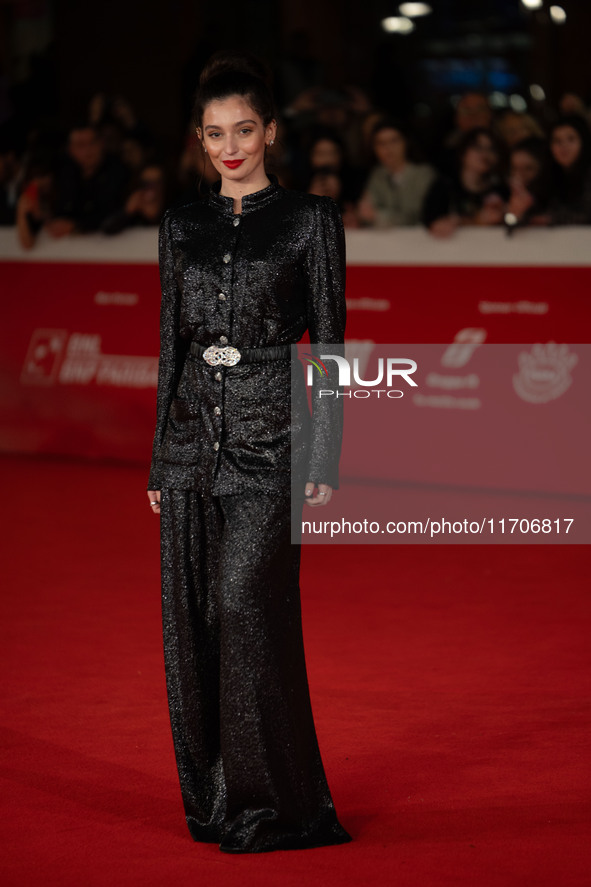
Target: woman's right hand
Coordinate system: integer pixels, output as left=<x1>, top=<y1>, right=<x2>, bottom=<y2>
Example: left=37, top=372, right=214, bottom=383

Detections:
left=147, top=490, right=161, bottom=514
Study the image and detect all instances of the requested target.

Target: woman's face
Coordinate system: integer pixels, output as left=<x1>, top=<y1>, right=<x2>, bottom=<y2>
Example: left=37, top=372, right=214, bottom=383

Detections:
left=310, top=139, right=341, bottom=170
left=462, top=134, right=498, bottom=175
left=551, top=125, right=582, bottom=168
left=199, top=95, right=276, bottom=183
left=510, top=150, right=541, bottom=186
left=373, top=127, right=406, bottom=170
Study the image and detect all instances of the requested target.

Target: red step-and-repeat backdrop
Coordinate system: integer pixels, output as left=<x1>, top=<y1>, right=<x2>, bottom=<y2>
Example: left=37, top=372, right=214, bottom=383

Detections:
left=1, top=227, right=590, bottom=496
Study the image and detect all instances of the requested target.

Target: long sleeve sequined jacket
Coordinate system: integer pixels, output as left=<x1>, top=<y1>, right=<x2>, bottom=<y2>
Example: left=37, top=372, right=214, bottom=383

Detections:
left=147, top=173, right=346, bottom=495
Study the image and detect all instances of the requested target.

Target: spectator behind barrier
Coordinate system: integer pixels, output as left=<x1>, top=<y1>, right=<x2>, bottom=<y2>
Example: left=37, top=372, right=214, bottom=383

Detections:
left=357, top=118, right=436, bottom=227
left=297, top=128, right=362, bottom=201
left=284, top=85, right=372, bottom=184
left=547, top=115, right=591, bottom=225
left=504, top=137, right=552, bottom=230
left=176, top=117, right=219, bottom=203
left=15, top=150, right=56, bottom=249
left=7, top=78, right=591, bottom=244
left=437, top=91, right=493, bottom=174
left=494, top=109, right=545, bottom=149
left=102, top=163, right=167, bottom=234
left=47, top=121, right=130, bottom=237
left=0, top=128, right=23, bottom=225
left=88, top=93, right=155, bottom=159
left=557, top=92, right=591, bottom=129
left=306, top=165, right=359, bottom=228
left=422, top=127, right=508, bottom=237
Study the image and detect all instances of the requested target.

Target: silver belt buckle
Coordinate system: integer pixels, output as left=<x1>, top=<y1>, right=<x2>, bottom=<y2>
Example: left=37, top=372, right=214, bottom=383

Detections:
left=202, top=345, right=241, bottom=367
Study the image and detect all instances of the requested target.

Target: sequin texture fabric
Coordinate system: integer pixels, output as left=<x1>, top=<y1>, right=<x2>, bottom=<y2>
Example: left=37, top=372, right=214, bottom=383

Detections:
left=147, top=173, right=346, bottom=494
left=148, top=173, right=351, bottom=852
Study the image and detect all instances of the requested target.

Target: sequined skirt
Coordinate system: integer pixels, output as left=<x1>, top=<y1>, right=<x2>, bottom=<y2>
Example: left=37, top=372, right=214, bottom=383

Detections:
left=159, top=486, right=352, bottom=853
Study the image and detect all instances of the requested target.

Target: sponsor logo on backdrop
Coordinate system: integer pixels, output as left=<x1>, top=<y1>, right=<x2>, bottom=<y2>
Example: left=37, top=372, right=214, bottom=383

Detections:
left=479, top=300, right=548, bottom=315
left=440, top=328, right=486, bottom=368
left=416, top=328, right=484, bottom=410
left=513, top=342, right=578, bottom=404
left=21, top=329, right=68, bottom=385
left=94, top=291, right=139, bottom=306
left=345, top=297, right=390, bottom=312
left=21, top=330, right=158, bottom=388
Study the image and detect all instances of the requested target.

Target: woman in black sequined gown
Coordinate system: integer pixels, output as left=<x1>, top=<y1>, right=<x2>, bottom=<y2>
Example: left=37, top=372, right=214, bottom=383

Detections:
left=146, top=50, right=351, bottom=853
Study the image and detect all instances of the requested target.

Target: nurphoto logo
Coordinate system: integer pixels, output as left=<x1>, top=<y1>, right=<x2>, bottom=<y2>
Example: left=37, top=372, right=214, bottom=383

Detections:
left=303, top=352, right=418, bottom=399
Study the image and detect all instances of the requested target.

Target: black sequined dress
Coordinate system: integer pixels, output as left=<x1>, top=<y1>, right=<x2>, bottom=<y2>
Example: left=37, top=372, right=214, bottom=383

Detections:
left=148, top=173, right=351, bottom=853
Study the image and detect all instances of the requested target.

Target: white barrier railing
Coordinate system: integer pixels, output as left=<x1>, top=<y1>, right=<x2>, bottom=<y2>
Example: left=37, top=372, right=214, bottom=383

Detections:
left=1, top=225, right=590, bottom=266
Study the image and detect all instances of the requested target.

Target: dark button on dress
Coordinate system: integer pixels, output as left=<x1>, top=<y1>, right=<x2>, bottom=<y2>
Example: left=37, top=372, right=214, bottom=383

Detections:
left=148, top=173, right=351, bottom=853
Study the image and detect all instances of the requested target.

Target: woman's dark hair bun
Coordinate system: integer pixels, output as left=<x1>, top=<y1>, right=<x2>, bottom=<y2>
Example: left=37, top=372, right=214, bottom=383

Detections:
left=199, top=49, right=272, bottom=90
left=193, top=49, right=276, bottom=129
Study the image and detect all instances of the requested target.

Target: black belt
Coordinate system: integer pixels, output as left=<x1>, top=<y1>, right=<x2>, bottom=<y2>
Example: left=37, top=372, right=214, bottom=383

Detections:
left=190, top=341, right=291, bottom=367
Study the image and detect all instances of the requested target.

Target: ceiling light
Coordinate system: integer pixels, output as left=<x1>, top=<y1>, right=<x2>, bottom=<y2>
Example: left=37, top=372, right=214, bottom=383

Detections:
left=549, top=6, right=567, bottom=23
left=489, top=92, right=508, bottom=109
left=529, top=83, right=546, bottom=101
left=509, top=94, right=528, bottom=112
left=398, top=2, right=432, bottom=16
left=382, top=16, right=415, bottom=34
left=520, top=0, right=543, bottom=9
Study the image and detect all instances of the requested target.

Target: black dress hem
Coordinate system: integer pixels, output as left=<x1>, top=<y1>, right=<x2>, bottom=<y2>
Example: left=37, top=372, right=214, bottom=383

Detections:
left=186, top=814, right=353, bottom=853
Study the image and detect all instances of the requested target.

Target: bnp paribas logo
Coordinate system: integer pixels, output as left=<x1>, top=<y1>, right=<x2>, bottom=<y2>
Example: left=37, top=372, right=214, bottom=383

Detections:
left=303, top=352, right=418, bottom=399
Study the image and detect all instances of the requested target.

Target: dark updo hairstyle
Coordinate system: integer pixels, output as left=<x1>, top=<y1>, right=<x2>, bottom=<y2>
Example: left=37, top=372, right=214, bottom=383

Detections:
left=192, top=49, right=277, bottom=133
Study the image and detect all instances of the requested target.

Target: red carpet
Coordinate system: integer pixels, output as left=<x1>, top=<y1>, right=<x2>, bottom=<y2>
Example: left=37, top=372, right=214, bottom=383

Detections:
left=1, top=454, right=589, bottom=886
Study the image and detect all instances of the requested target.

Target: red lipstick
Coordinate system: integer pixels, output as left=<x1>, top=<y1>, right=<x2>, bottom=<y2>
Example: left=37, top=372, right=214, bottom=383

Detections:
left=223, top=159, right=245, bottom=168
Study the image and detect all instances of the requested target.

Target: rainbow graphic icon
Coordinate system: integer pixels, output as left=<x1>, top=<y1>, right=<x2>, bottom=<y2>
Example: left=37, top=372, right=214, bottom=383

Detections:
left=302, top=353, right=329, bottom=377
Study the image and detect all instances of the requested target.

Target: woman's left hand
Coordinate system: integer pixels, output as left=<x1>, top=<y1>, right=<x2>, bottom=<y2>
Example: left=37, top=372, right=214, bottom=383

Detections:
left=304, top=482, right=333, bottom=506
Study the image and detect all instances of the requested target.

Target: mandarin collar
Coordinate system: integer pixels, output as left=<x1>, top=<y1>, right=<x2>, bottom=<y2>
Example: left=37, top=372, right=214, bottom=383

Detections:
left=208, top=173, right=281, bottom=216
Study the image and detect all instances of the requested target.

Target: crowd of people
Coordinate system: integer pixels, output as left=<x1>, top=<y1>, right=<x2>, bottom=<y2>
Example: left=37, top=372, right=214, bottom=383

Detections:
left=2, top=86, right=591, bottom=250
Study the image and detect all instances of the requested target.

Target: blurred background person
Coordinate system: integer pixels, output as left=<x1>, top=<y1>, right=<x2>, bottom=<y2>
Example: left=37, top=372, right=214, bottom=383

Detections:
left=557, top=92, right=591, bottom=128
left=504, top=137, right=552, bottom=228
left=0, top=128, right=24, bottom=224
left=357, top=118, right=436, bottom=227
left=453, top=92, right=493, bottom=135
left=494, top=109, right=544, bottom=150
left=88, top=93, right=155, bottom=159
left=546, top=115, right=591, bottom=225
left=422, top=127, right=508, bottom=237
left=176, top=117, right=219, bottom=203
left=437, top=91, right=493, bottom=173
left=358, top=109, right=389, bottom=168
left=102, top=163, right=167, bottom=234
left=47, top=121, right=130, bottom=237
left=15, top=150, right=55, bottom=248
left=296, top=127, right=361, bottom=201
left=284, top=85, right=372, bottom=181
left=306, top=164, right=359, bottom=227
left=120, top=131, right=156, bottom=181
